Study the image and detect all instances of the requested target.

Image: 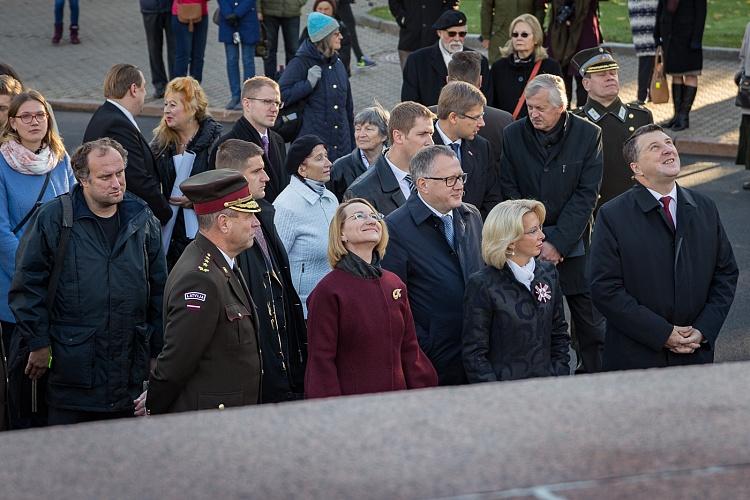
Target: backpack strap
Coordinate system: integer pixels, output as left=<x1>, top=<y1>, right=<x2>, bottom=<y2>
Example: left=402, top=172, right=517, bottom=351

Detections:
left=45, top=193, right=73, bottom=310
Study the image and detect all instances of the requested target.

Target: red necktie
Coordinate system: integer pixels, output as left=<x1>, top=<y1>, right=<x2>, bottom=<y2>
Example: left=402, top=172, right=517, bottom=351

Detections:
left=660, top=196, right=675, bottom=230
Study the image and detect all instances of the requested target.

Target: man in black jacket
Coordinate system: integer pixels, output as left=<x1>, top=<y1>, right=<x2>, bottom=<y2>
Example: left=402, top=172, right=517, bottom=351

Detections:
left=433, top=81, right=501, bottom=218
left=139, top=0, right=174, bottom=99
left=209, top=76, right=289, bottom=203
left=500, top=74, right=605, bottom=373
left=83, top=64, right=172, bottom=225
left=389, top=0, right=458, bottom=69
left=216, top=139, right=306, bottom=402
left=10, top=138, right=166, bottom=425
left=401, top=10, right=491, bottom=107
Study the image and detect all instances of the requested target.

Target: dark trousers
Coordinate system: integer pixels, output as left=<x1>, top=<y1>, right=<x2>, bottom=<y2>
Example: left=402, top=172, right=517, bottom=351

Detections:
left=142, top=11, right=175, bottom=94
left=263, top=15, right=300, bottom=79
left=171, top=15, right=209, bottom=82
left=637, top=55, right=655, bottom=102
left=566, top=292, right=605, bottom=373
left=337, top=0, right=363, bottom=61
left=48, top=406, right=133, bottom=426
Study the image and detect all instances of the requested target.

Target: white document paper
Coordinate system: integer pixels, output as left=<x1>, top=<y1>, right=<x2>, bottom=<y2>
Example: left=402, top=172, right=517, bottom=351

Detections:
left=161, top=151, right=198, bottom=254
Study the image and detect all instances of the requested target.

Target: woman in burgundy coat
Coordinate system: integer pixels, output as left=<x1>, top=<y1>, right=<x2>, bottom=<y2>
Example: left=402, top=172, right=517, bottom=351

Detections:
left=305, top=198, right=438, bottom=398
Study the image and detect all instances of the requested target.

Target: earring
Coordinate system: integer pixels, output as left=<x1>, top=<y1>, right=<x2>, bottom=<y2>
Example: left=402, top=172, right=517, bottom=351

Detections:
left=505, top=246, right=515, bottom=257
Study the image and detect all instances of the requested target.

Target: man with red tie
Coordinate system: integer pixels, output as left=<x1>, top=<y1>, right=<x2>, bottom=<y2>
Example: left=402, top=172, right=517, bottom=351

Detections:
left=589, top=124, right=738, bottom=370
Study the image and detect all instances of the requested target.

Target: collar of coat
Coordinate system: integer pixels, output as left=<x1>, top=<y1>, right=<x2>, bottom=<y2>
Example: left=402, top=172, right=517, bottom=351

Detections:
left=583, top=97, right=627, bottom=123
left=633, top=182, right=697, bottom=214
left=407, top=191, right=473, bottom=227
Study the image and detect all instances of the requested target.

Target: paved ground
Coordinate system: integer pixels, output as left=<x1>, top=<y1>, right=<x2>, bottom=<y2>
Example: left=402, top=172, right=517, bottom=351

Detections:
left=0, top=0, right=744, bottom=155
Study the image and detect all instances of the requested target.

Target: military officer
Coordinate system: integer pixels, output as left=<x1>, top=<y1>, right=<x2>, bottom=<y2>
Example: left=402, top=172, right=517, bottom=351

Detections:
left=146, top=170, right=263, bottom=415
left=572, top=47, right=653, bottom=208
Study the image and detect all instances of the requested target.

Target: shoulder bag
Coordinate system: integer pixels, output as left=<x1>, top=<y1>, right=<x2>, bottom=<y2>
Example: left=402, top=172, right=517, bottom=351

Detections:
left=177, top=0, right=203, bottom=32
left=512, top=60, right=543, bottom=120
left=650, top=47, right=670, bottom=104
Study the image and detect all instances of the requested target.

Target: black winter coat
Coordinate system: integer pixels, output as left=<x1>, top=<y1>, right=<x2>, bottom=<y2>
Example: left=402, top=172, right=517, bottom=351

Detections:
left=462, top=260, right=570, bottom=382
left=488, top=56, right=563, bottom=118
left=9, top=186, right=166, bottom=412
left=654, top=0, right=707, bottom=74
left=500, top=113, right=603, bottom=295
left=389, top=0, right=459, bottom=51
left=152, top=117, right=223, bottom=269
left=328, top=147, right=370, bottom=202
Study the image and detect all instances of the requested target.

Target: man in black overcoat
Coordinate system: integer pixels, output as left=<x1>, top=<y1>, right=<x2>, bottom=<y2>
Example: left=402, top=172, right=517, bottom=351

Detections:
left=209, top=77, right=289, bottom=203
left=500, top=73, right=605, bottom=373
left=389, top=0, right=458, bottom=68
left=83, top=64, right=172, bottom=225
left=589, top=124, right=738, bottom=370
left=401, top=11, right=491, bottom=107
left=215, top=140, right=306, bottom=402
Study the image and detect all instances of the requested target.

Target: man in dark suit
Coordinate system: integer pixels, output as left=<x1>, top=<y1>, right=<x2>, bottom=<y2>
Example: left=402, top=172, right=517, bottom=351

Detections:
left=401, top=10, right=491, bottom=107
left=571, top=47, right=653, bottom=208
left=389, top=0, right=458, bottom=69
left=500, top=73, right=605, bottom=373
left=590, top=124, right=738, bottom=371
left=209, top=76, right=289, bottom=203
left=433, top=81, right=501, bottom=218
left=146, top=170, right=262, bottom=414
left=83, top=63, right=172, bottom=225
left=215, top=139, right=306, bottom=403
left=345, top=101, right=435, bottom=216
left=383, top=145, right=483, bottom=385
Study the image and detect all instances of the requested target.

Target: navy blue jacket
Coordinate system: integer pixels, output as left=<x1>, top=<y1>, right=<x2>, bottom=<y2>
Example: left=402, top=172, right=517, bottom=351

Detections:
left=382, top=194, right=484, bottom=385
left=217, top=0, right=260, bottom=45
left=279, top=39, right=354, bottom=161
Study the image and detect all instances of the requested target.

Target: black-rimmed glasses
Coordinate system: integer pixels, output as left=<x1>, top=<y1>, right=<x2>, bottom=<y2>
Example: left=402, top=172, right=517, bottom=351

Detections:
left=14, top=112, right=47, bottom=124
left=245, top=97, right=284, bottom=109
left=423, top=173, right=468, bottom=187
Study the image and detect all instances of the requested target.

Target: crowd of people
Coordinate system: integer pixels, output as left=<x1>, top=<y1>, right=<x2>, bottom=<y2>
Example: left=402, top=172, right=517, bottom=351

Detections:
left=0, top=1, right=746, bottom=430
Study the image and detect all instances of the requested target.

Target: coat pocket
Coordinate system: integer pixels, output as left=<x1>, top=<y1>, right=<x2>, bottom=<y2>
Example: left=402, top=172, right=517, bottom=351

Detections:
left=197, top=391, right=244, bottom=410
left=130, top=324, right=152, bottom=386
left=225, top=303, right=254, bottom=346
left=48, top=325, right=96, bottom=388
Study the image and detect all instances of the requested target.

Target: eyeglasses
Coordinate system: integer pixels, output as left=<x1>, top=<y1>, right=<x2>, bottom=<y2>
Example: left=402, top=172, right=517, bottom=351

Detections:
left=460, top=112, right=485, bottom=122
left=512, top=32, right=531, bottom=38
left=445, top=30, right=468, bottom=38
left=523, top=225, right=543, bottom=236
left=245, top=97, right=284, bottom=109
left=346, top=211, right=384, bottom=222
left=14, top=112, right=47, bottom=124
left=423, top=173, right=468, bottom=187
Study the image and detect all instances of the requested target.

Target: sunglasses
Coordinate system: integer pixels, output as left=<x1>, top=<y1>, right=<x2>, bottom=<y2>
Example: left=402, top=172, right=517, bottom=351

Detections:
left=445, top=30, right=468, bottom=38
left=512, top=32, right=531, bottom=38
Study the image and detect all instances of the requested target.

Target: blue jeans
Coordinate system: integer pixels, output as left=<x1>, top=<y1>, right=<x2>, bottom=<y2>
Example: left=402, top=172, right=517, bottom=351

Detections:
left=171, top=15, right=208, bottom=83
left=225, top=43, right=256, bottom=100
left=263, top=16, right=300, bottom=79
left=54, top=0, right=79, bottom=25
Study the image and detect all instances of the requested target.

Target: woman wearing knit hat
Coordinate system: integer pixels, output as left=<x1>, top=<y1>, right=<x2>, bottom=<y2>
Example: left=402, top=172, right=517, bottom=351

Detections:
left=278, top=12, right=354, bottom=161
left=298, top=0, right=353, bottom=75
left=273, top=135, right=338, bottom=318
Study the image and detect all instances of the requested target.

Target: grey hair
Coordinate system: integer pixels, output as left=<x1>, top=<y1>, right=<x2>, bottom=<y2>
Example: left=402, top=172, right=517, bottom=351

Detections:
left=410, top=144, right=456, bottom=180
left=354, top=103, right=390, bottom=141
left=196, top=208, right=238, bottom=230
left=525, top=74, right=568, bottom=109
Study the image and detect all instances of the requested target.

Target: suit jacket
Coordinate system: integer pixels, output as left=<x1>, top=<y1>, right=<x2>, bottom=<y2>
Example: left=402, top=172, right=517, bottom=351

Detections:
left=589, top=183, right=738, bottom=371
left=432, top=126, right=502, bottom=218
left=382, top=194, right=484, bottom=385
left=401, top=44, right=492, bottom=107
left=208, top=116, right=289, bottom=203
left=147, top=233, right=262, bottom=414
left=500, top=113, right=603, bottom=295
left=344, top=153, right=406, bottom=216
left=83, top=101, right=172, bottom=224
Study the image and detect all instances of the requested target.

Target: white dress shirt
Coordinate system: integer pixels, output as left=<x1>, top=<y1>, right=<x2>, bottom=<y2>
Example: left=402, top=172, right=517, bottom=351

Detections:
left=646, top=184, right=678, bottom=228
left=385, top=152, right=413, bottom=201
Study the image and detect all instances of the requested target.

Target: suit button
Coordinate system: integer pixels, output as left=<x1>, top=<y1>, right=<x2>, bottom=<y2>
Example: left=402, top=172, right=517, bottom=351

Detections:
left=334, top=125, right=338, bottom=129
left=334, top=105, right=339, bottom=110
left=218, top=404, right=225, bottom=410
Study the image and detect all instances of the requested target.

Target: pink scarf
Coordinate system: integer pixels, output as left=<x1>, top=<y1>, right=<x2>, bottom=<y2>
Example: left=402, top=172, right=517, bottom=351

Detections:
left=0, top=140, right=58, bottom=175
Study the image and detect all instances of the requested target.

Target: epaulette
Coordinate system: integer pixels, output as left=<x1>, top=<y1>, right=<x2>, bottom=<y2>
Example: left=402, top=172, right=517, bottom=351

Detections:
left=197, top=252, right=211, bottom=273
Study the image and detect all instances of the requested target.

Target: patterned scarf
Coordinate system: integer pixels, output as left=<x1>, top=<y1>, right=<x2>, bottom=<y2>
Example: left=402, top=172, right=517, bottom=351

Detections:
left=0, top=140, right=58, bottom=175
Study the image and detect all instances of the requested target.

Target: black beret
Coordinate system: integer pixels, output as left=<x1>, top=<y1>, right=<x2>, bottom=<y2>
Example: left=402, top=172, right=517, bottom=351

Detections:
left=285, top=134, right=327, bottom=175
left=432, top=10, right=467, bottom=30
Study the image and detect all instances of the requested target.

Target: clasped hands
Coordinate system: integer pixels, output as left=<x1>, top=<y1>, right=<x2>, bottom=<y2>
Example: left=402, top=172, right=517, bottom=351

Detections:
left=664, top=325, right=704, bottom=354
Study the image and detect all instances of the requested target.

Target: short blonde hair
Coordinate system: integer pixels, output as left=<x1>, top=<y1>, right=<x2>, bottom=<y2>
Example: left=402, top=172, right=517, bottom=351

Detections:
left=482, top=199, right=546, bottom=269
left=499, top=14, right=548, bottom=61
left=152, top=77, right=209, bottom=151
left=327, top=198, right=389, bottom=268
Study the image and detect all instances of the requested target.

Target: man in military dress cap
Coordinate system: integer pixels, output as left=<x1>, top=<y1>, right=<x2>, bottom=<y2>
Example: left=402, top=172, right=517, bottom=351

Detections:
left=572, top=46, right=653, bottom=208
left=146, top=170, right=263, bottom=414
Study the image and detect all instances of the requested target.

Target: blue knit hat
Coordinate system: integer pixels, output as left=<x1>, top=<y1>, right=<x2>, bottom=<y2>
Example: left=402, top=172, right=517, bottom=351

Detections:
left=308, top=12, right=340, bottom=43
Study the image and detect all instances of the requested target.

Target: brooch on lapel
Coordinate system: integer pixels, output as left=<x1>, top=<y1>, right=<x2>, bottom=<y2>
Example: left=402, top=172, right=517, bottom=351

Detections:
left=534, top=282, right=551, bottom=303
left=392, top=289, right=402, bottom=300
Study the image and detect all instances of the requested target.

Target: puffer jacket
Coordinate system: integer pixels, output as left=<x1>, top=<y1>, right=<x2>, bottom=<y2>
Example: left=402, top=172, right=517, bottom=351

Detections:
left=9, top=185, right=166, bottom=412
left=258, top=0, right=306, bottom=18
left=279, top=39, right=354, bottom=161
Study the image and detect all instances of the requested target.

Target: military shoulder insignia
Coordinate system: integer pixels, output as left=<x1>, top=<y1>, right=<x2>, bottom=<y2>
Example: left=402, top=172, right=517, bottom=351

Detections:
left=392, top=289, right=402, bottom=300
left=198, top=252, right=211, bottom=272
left=185, top=291, right=207, bottom=310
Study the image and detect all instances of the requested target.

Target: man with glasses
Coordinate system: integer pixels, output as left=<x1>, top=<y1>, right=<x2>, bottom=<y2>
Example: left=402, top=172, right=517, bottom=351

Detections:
left=401, top=10, right=491, bottom=107
left=382, top=145, right=483, bottom=385
left=432, top=81, right=501, bottom=218
left=209, top=76, right=289, bottom=202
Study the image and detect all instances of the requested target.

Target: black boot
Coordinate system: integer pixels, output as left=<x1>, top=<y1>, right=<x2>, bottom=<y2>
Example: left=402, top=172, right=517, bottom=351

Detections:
left=663, top=82, right=684, bottom=128
left=671, top=85, right=697, bottom=131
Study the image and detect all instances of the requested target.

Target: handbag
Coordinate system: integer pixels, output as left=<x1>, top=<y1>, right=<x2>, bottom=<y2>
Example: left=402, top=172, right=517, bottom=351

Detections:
left=736, top=71, right=750, bottom=109
left=650, top=47, right=670, bottom=104
left=177, top=0, right=203, bottom=32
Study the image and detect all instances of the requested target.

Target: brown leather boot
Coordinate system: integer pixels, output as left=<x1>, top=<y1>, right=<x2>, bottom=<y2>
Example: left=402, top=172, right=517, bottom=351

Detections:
left=69, top=25, right=80, bottom=44
left=52, top=23, right=63, bottom=44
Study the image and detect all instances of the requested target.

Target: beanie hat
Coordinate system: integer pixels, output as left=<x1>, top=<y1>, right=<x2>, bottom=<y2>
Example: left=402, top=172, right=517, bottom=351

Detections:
left=285, top=135, right=327, bottom=175
left=308, top=12, right=340, bottom=43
